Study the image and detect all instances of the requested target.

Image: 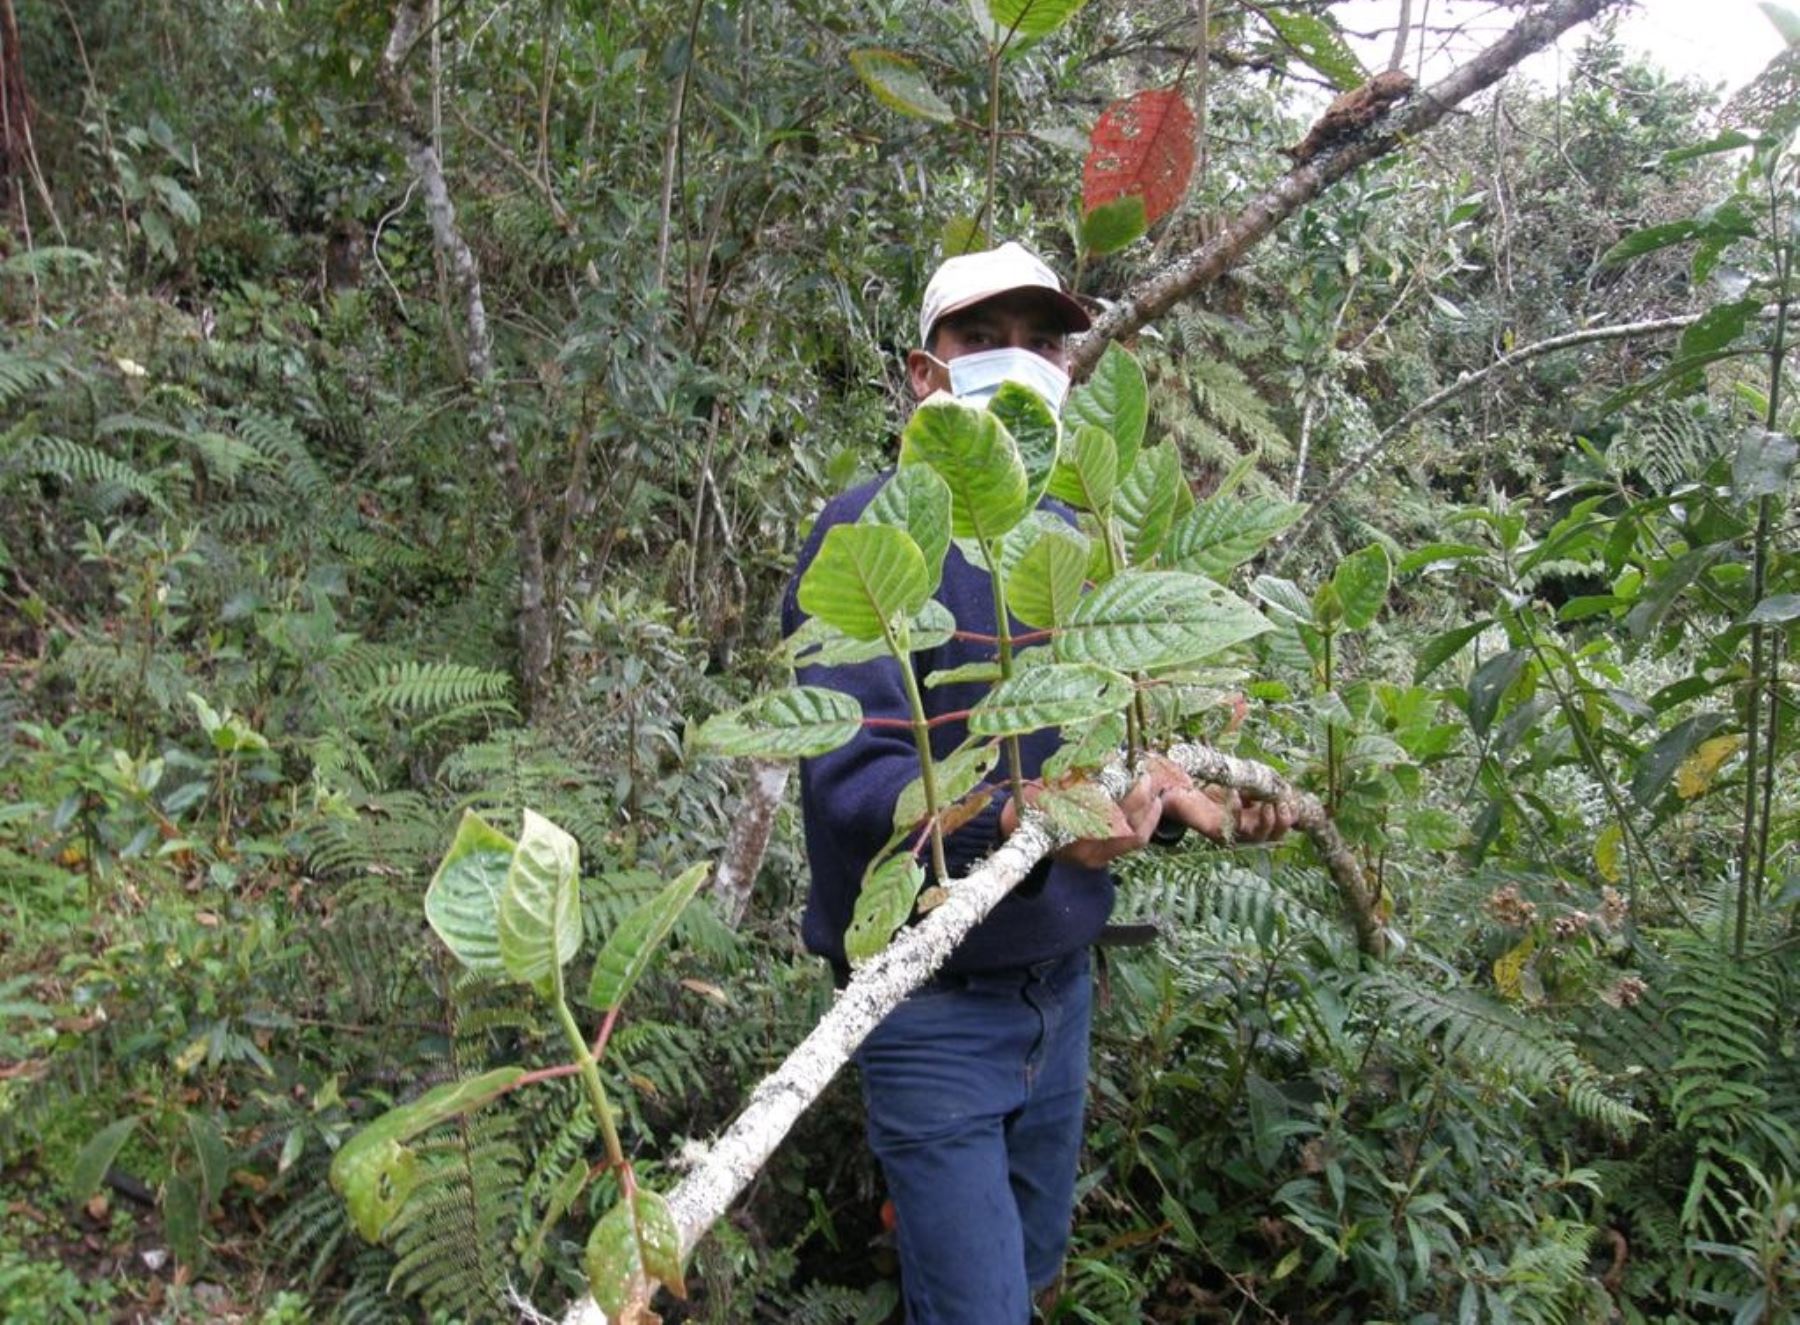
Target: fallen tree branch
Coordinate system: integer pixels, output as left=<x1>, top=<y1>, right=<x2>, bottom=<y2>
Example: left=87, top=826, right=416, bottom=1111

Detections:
left=1068, top=0, right=1623, bottom=378
left=559, top=742, right=1375, bottom=1323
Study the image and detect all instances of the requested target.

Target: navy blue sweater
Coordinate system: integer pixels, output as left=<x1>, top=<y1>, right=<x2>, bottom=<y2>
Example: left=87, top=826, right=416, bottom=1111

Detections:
left=780, top=474, right=1115, bottom=975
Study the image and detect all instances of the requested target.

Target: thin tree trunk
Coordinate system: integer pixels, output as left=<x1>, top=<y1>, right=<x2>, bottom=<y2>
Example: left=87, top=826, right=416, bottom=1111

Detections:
left=379, top=4, right=555, bottom=717
left=1068, top=0, right=1624, bottom=379
left=1388, top=0, right=1414, bottom=73
left=0, top=0, right=27, bottom=191
left=709, top=760, right=789, bottom=928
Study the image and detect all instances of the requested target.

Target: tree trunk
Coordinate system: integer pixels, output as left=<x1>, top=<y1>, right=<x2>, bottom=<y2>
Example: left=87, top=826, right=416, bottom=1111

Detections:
left=379, top=4, right=555, bottom=718
left=0, top=0, right=32, bottom=196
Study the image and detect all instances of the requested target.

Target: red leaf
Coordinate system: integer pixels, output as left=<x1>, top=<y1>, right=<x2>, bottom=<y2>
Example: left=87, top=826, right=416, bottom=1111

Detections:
left=1082, top=88, right=1197, bottom=227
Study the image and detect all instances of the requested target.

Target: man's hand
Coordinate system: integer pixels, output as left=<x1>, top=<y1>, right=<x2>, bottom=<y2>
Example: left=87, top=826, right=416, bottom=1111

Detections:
left=997, top=758, right=1295, bottom=866
left=1161, top=783, right=1296, bottom=845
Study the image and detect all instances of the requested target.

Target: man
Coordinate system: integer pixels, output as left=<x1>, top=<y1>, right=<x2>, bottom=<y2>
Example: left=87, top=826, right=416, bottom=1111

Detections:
left=780, top=242, right=1290, bottom=1324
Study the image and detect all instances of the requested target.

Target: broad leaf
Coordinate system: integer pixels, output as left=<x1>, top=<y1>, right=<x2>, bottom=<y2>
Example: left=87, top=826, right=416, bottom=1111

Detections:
left=693, top=686, right=863, bottom=759
left=865, top=466, right=953, bottom=593
left=1761, top=1, right=1800, bottom=45
left=895, top=745, right=999, bottom=830
left=588, top=862, right=709, bottom=1011
left=586, top=1188, right=686, bottom=1318
left=1258, top=6, right=1367, bottom=90
left=1065, top=344, right=1147, bottom=474
left=1746, top=592, right=1800, bottom=624
left=1466, top=649, right=1528, bottom=738
left=1083, top=89, right=1196, bottom=227
left=70, top=1116, right=141, bottom=1207
left=1664, top=130, right=1755, bottom=163
left=1632, top=712, right=1732, bottom=806
left=1164, top=494, right=1302, bottom=580
left=901, top=397, right=1031, bottom=542
left=987, top=381, right=1061, bottom=506
left=1042, top=711, right=1127, bottom=779
left=1625, top=544, right=1726, bottom=639
left=186, top=1113, right=231, bottom=1211
left=849, top=49, right=954, bottom=123
left=1114, top=440, right=1183, bottom=565
left=498, top=810, right=582, bottom=995
left=969, top=662, right=1133, bottom=736
left=787, top=600, right=957, bottom=668
left=1249, top=574, right=1315, bottom=625
left=1056, top=571, right=1270, bottom=672
left=846, top=853, right=926, bottom=965
left=1045, top=422, right=1118, bottom=513
left=1680, top=299, right=1760, bottom=358
left=985, top=0, right=1093, bottom=40
left=1415, top=620, right=1492, bottom=684
left=1732, top=428, right=1798, bottom=502
left=1600, top=219, right=1704, bottom=267
left=330, top=1068, right=525, bottom=1242
left=1080, top=196, right=1147, bottom=255
left=1332, top=544, right=1391, bottom=631
left=1006, top=521, right=1090, bottom=628
left=1036, top=780, right=1117, bottom=840
left=1396, top=542, right=1490, bottom=575
left=798, top=522, right=932, bottom=641
left=424, top=810, right=513, bottom=976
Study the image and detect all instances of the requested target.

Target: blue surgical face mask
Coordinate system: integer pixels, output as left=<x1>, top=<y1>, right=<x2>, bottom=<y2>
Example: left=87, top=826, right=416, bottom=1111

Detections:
left=927, top=347, right=1071, bottom=411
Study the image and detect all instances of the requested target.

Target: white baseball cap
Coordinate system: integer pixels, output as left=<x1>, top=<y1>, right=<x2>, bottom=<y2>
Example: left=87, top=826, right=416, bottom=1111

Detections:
left=917, top=241, right=1091, bottom=348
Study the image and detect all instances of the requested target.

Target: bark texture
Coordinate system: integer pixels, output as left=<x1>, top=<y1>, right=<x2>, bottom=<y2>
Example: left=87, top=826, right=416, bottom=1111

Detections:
left=1068, top=0, right=1624, bottom=379
left=709, top=760, right=789, bottom=928
left=379, top=5, right=555, bottom=717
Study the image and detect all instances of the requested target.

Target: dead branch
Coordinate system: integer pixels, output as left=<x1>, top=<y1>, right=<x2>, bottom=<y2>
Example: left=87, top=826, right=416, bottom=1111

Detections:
left=1069, top=0, right=1625, bottom=379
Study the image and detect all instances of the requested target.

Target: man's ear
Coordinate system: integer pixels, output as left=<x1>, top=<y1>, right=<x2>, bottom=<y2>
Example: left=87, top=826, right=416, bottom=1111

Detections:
left=906, top=349, right=945, bottom=402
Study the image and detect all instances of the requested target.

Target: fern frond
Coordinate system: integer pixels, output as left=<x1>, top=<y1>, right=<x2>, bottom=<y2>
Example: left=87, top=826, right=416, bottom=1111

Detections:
left=15, top=434, right=168, bottom=512
left=235, top=407, right=332, bottom=504
left=1361, top=969, right=1645, bottom=1136
left=385, top=1109, right=524, bottom=1318
left=360, top=661, right=515, bottom=718
left=0, top=348, right=66, bottom=410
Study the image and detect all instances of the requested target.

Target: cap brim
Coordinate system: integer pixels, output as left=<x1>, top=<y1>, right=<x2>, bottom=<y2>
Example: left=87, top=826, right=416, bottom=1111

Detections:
left=931, top=285, right=1092, bottom=337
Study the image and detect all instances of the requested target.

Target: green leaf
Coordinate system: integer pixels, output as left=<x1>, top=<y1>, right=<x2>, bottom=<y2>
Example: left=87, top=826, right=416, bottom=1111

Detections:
left=330, top=1068, right=525, bottom=1242
left=848, top=49, right=955, bottom=123
left=185, top=1113, right=230, bottom=1211
left=786, top=601, right=956, bottom=667
left=1045, top=422, right=1118, bottom=513
left=1258, top=6, right=1367, bottom=90
left=1006, top=520, right=1090, bottom=628
left=424, top=810, right=514, bottom=976
left=693, top=686, right=863, bottom=759
left=1397, top=542, right=1490, bottom=575
left=895, top=745, right=998, bottom=830
left=498, top=810, right=582, bottom=996
left=925, top=660, right=1004, bottom=688
left=1600, top=219, right=1704, bottom=267
left=941, top=213, right=985, bottom=257
left=969, top=662, right=1133, bottom=736
left=1115, top=440, right=1183, bottom=565
left=1732, top=428, right=1798, bottom=502
left=1248, top=574, right=1316, bottom=626
left=1036, top=780, right=1116, bottom=840
left=1664, top=130, right=1755, bottom=162
left=988, top=381, right=1062, bottom=506
left=1066, top=344, right=1147, bottom=475
left=588, top=862, right=709, bottom=1010
left=1632, top=712, right=1731, bottom=806
left=1056, top=571, right=1271, bottom=672
left=1042, top=711, right=1126, bottom=778
left=1080, top=196, right=1147, bottom=255
left=799, top=522, right=932, bottom=640
left=1331, top=544, right=1390, bottom=631
left=1626, top=544, right=1726, bottom=639
left=585, top=1188, right=686, bottom=1318
left=1415, top=620, right=1492, bottom=684
left=846, top=853, right=926, bottom=965
left=1680, top=299, right=1760, bottom=358
left=69, top=1116, right=140, bottom=1207
left=163, top=1172, right=203, bottom=1266
left=901, top=397, right=1031, bottom=542
left=1164, top=494, right=1302, bottom=580
left=985, top=0, right=1093, bottom=40
left=1746, top=592, right=1800, bottom=624
left=865, top=466, right=953, bottom=594
left=1466, top=649, right=1528, bottom=738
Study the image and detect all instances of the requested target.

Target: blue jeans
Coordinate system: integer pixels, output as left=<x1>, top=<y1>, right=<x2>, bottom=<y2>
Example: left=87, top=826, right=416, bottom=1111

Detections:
left=856, top=950, right=1093, bottom=1325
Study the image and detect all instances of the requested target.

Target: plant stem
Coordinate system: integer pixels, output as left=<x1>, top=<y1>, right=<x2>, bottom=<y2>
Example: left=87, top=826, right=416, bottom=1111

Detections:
left=551, top=978, right=628, bottom=1187
left=982, top=547, right=1029, bottom=809
left=885, top=618, right=951, bottom=883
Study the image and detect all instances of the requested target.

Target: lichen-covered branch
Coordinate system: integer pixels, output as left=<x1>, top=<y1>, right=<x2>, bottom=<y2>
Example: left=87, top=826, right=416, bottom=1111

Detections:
left=1068, top=0, right=1623, bottom=378
left=558, top=741, right=1379, bottom=1324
